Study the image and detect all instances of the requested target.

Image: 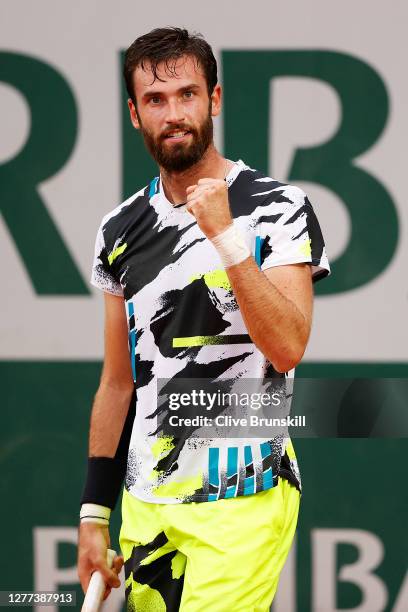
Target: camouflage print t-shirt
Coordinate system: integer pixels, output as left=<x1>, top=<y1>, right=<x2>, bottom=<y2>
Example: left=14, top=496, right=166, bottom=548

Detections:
left=91, top=160, right=330, bottom=504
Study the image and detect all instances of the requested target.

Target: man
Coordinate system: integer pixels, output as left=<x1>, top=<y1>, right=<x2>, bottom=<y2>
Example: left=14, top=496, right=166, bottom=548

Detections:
left=78, top=27, right=330, bottom=611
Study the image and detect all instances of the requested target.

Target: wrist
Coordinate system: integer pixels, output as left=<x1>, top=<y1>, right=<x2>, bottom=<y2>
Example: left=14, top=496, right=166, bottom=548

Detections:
left=80, top=503, right=111, bottom=525
left=210, top=223, right=251, bottom=268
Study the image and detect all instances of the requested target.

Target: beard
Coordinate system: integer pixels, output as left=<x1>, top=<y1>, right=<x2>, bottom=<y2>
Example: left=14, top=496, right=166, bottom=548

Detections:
left=137, top=108, right=213, bottom=173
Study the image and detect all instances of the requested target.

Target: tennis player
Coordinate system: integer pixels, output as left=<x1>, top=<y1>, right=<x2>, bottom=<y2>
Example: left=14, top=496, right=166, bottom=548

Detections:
left=78, top=27, right=330, bottom=611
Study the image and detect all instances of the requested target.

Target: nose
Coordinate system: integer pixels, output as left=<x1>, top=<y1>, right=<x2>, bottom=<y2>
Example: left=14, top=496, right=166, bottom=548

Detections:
left=165, top=98, right=185, bottom=125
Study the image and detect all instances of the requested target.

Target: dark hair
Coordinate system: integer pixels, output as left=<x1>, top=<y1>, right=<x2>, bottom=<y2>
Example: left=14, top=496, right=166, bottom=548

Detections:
left=123, top=27, right=218, bottom=104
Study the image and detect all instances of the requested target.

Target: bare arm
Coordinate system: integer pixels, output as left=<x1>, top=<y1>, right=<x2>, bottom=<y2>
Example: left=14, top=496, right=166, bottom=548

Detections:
left=185, top=176, right=314, bottom=373
left=89, top=292, right=134, bottom=456
left=226, top=258, right=313, bottom=373
left=78, top=292, right=134, bottom=597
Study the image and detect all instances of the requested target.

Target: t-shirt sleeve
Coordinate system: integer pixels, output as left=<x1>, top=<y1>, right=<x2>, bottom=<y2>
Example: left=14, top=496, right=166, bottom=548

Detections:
left=90, top=219, right=124, bottom=296
left=260, top=186, right=330, bottom=283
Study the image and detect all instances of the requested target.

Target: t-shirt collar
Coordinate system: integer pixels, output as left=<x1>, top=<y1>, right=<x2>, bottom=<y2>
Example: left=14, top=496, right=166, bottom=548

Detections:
left=157, top=159, right=247, bottom=211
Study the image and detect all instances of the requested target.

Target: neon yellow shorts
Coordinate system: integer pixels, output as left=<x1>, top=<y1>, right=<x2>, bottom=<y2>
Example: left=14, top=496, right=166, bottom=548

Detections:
left=119, top=478, right=300, bottom=612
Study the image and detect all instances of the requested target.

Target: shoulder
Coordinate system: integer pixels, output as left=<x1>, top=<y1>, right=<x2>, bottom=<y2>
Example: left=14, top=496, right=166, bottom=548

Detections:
left=229, top=160, right=309, bottom=217
left=99, top=185, right=148, bottom=232
left=95, top=184, right=151, bottom=250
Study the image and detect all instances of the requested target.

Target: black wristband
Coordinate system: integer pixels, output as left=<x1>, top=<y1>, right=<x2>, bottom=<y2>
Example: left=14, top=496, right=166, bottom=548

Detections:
left=80, top=390, right=136, bottom=509
left=81, top=456, right=126, bottom=509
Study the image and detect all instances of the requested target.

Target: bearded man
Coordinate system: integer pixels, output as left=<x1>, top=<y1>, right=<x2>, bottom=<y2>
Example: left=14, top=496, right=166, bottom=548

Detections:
left=78, top=27, right=330, bottom=611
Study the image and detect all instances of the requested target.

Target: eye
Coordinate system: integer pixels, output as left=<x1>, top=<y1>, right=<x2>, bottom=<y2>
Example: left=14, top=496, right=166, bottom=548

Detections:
left=150, top=96, right=161, bottom=105
left=183, top=91, right=194, bottom=99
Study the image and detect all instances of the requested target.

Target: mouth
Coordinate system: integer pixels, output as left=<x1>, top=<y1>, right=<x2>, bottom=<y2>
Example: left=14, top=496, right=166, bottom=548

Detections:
left=163, top=130, right=191, bottom=142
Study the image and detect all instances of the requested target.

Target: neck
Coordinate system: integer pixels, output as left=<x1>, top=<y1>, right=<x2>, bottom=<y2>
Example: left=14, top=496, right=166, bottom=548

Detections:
left=160, top=145, right=230, bottom=206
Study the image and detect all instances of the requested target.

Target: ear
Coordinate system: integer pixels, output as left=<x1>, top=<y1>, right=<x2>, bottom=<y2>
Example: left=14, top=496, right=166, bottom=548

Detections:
left=128, top=99, right=140, bottom=130
left=210, top=84, right=222, bottom=117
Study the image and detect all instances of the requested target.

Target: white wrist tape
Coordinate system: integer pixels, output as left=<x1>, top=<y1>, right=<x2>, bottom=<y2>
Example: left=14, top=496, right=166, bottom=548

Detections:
left=211, top=224, right=251, bottom=268
left=80, top=503, right=111, bottom=525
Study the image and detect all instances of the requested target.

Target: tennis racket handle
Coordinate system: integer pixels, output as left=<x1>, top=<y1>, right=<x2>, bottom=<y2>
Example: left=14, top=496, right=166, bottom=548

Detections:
left=82, top=549, right=116, bottom=612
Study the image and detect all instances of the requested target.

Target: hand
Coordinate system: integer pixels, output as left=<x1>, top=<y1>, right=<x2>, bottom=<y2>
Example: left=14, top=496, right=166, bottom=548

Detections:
left=78, top=522, right=124, bottom=601
left=186, top=178, right=233, bottom=239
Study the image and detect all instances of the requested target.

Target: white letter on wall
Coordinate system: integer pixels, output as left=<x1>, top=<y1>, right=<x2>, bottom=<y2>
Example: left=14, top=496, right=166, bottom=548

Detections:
left=312, top=528, right=388, bottom=612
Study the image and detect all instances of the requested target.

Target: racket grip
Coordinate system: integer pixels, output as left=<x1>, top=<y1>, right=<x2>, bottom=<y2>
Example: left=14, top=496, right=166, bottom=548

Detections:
left=82, top=549, right=116, bottom=612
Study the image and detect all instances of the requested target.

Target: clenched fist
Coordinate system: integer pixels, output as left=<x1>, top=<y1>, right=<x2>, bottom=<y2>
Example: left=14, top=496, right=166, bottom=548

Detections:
left=186, top=178, right=233, bottom=239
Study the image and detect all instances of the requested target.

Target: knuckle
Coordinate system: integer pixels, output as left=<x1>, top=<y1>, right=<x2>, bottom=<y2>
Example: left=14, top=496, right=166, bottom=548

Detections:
left=108, top=573, right=120, bottom=587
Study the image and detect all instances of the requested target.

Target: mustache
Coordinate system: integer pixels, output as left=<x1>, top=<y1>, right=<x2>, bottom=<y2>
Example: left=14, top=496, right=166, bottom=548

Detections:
left=160, top=125, right=195, bottom=140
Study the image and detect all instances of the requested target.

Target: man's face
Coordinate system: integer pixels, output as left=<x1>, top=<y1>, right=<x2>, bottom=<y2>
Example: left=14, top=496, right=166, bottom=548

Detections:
left=128, top=55, right=221, bottom=172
